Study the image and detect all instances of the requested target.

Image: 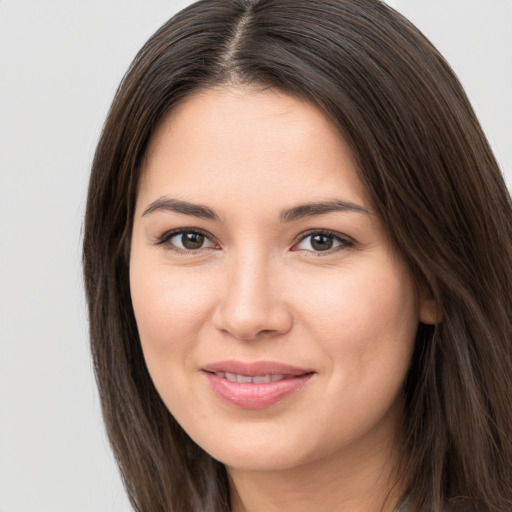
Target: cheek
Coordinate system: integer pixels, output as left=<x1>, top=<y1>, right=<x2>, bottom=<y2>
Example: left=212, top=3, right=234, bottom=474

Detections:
left=129, top=258, right=215, bottom=368
left=289, top=264, right=418, bottom=447
left=129, top=257, right=220, bottom=421
left=294, top=261, right=419, bottom=374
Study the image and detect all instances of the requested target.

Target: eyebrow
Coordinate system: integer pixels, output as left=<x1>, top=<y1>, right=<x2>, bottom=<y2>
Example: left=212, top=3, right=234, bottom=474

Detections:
left=142, top=197, right=221, bottom=220
left=142, top=197, right=369, bottom=222
left=279, top=200, right=369, bottom=222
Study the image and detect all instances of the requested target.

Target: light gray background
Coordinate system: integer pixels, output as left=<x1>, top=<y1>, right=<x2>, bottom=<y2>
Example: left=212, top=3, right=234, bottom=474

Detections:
left=0, top=1, right=510, bottom=511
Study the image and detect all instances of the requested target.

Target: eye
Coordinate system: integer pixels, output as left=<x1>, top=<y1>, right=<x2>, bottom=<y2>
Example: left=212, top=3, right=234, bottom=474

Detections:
left=158, top=229, right=217, bottom=252
left=293, top=230, right=353, bottom=253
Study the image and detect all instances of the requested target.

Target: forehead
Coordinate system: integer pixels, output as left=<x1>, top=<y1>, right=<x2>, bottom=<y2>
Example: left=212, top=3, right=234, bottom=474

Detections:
left=138, top=86, right=370, bottom=212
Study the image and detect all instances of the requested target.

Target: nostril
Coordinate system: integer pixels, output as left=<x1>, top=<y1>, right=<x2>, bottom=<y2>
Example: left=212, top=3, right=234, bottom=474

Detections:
left=255, top=329, right=279, bottom=337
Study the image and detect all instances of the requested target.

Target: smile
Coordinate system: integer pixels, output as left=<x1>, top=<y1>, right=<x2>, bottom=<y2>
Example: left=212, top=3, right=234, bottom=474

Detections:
left=202, top=360, right=315, bottom=409
left=212, top=372, right=288, bottom=383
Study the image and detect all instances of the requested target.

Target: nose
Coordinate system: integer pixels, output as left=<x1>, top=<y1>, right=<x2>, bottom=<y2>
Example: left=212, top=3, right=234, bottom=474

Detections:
left=212, top=251, right=293, bottom=341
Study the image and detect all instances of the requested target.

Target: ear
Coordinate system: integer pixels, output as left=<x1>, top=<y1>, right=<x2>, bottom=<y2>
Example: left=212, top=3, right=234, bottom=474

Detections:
left=419, top=295, right=441, bottom=325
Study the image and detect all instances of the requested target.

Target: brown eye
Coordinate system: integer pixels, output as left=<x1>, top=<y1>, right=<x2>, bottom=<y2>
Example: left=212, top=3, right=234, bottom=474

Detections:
left=294, top=231, right=352, bottom=253
left=163, top=230, right=216, bottom=252
left=181, top=232, right=205, bottom=250
left=310, top=234, right=334, bottom=251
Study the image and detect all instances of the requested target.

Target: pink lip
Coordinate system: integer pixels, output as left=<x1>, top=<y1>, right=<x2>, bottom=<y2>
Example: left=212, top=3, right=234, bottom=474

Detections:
left=201, top=360, right=315, bottom=409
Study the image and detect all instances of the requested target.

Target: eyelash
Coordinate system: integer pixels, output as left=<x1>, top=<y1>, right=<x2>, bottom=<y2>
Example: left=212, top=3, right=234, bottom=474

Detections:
left=155, top=228, right=354, bottom=256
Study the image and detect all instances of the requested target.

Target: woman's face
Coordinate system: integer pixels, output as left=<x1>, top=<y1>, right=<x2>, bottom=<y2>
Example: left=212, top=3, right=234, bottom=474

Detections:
left=130, top=86, right=430, bottom=472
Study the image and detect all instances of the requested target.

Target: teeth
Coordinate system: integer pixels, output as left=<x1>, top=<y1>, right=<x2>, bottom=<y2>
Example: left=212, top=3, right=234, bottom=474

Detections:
left=253, top=375, right=271, bottom=383
left=215, top=372, right=286, bottom=383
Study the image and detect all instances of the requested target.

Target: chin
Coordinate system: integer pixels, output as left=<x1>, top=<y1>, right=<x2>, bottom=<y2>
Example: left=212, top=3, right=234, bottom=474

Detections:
left=188, top=426, right=309, bottom=472
left=218, top=449, right=305, bottom=473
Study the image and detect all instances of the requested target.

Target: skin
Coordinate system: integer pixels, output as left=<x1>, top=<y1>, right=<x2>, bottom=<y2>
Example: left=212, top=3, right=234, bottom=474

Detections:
left=130, top=86, right=435, bottom=512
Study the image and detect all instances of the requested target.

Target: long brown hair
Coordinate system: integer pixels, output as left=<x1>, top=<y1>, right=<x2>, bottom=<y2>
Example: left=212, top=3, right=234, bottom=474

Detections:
left=83, top=1, right=512, bottom=510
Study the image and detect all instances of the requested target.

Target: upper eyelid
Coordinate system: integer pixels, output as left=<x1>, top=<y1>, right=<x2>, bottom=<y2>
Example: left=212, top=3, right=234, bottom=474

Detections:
left=156, top=227, right=217, bottom=246
left=293, top=229, right=353, bottom=244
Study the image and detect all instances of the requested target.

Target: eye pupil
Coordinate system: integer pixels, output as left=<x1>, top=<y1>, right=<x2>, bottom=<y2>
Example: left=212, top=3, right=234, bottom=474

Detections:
left=182, top=232, right=204, bottom=250
left=311, top=234, right=333, bottom=251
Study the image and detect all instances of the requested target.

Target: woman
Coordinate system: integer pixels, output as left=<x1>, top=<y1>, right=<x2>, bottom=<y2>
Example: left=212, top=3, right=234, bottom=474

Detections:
left=82, top=0, right=512, bottom=511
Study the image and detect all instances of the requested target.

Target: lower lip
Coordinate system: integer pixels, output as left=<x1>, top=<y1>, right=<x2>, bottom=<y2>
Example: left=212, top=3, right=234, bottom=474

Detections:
left=203, top=372, right=314, bottom=409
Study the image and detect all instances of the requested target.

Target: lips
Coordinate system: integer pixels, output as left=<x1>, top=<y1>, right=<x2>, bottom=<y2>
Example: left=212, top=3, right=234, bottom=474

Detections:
left=201, top=360, right=315, bottom=409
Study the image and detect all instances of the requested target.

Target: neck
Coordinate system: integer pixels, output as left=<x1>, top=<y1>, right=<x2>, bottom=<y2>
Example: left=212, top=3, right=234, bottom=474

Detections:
left=228, top=407, right=407, bottom=512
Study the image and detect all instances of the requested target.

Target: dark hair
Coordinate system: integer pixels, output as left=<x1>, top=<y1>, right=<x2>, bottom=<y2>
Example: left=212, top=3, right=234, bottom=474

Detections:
left=83, top=1, right=512, bottom=510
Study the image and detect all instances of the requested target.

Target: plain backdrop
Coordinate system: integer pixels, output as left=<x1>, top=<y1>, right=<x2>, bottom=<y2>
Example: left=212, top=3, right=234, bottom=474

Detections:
left=0, top=1, right=511, bottom=511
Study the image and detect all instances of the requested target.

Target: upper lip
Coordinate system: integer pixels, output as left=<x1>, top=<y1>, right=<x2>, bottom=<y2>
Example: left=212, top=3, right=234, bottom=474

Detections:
left=201, top=360, right=314, bottom=376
